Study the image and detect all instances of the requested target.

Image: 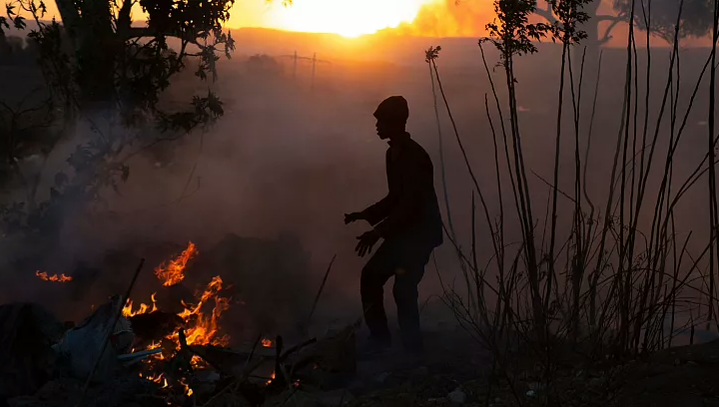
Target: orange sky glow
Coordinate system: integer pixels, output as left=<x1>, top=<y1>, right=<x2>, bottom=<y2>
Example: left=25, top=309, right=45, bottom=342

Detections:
left=28, top=0, right=713, bottom=47
left=227, top=0, right=449, bottom=38
left=228, top=0, right=710, bottom=46
left=35, top=0, right=494, bottom=38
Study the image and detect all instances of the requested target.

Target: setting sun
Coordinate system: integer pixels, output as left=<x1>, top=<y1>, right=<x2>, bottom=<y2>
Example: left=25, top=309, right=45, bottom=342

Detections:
left=264, top=0, right=442, bottom=38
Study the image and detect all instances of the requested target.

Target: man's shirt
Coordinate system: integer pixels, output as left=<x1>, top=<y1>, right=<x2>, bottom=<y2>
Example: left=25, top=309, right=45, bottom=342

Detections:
left=361, top=132, right=443, bottom=247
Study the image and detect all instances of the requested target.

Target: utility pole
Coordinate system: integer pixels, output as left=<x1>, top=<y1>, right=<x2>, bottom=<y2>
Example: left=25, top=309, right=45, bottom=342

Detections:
left=311, top=52, right=316, bottom=92
left=278, top=52, right=329, bottom=89
left=293, top=50, right=297, bottom=80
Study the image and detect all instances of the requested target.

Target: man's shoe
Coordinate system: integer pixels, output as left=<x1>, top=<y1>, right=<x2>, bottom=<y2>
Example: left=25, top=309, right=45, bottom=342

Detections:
left=356, top=336, right=391, bottom=360
left=395, top=350, right=425, bottom=370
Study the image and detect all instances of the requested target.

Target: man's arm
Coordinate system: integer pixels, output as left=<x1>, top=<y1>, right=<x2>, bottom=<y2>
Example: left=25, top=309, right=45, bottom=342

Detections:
left=361, top=195, right=392, bottom=226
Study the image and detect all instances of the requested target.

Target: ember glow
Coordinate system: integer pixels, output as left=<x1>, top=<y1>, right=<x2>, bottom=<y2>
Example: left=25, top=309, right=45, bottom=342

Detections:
left=140, top=372, right=169, bottom=388
left=261, top=338, right=274, bottom=348
left=35, top=271, right=73, bottom=283
left=154, top=242, right=198, bottom=287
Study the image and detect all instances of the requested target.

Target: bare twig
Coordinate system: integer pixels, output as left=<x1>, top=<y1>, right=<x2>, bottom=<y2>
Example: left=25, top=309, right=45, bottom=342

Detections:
left=305, top=254, right=337, bottom=330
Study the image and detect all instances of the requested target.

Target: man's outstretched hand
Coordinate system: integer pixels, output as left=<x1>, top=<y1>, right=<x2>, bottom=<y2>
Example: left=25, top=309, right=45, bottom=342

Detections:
left=344, top=212, right=364, bottom=225
left=355, top=229, right=381, bottom=257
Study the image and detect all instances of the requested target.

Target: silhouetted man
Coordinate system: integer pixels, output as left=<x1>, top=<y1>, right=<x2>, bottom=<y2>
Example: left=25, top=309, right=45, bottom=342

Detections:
left=345, top=96, right=443, bottom=357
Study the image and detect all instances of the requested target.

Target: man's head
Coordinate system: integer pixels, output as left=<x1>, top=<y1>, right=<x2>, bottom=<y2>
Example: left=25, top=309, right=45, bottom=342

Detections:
left=374, top=96, right=408, bottom=140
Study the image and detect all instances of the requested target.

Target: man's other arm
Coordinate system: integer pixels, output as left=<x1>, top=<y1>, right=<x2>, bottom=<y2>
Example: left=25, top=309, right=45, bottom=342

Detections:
left=359, top=149, right=393, bottom=226
left=361, top=195, right=392, bottom=226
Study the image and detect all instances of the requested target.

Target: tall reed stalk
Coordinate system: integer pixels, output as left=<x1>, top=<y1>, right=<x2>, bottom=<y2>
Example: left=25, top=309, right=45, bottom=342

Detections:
left=429, top=0, right=719, bottom=403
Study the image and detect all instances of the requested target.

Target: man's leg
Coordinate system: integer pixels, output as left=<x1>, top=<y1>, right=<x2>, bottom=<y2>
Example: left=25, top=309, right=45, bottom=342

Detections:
left=360, top=241, right=398, bottom=346
left=393, top=248, right=432, bottom=353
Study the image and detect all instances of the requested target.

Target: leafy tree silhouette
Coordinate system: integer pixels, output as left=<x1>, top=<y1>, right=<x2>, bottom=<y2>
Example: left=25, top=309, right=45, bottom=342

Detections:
left=534, top=0, right=716, bottom=50
left=0, top=0, right=235, bottom=242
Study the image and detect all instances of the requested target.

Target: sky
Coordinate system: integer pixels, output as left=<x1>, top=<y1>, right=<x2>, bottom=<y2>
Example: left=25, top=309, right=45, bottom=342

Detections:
left=35, top=0, right=493, bottom=38
left=222, top=0, right=712, bottom=47
left=22, top=1, right=717, bottom=51
left=225, top=0, right=452, bottom=38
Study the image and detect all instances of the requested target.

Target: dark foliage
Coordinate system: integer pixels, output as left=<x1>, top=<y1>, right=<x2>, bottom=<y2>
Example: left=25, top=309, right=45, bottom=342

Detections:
left=0, top=0, right=236, bottom=241
left=613, top=0, right=716, bottom=42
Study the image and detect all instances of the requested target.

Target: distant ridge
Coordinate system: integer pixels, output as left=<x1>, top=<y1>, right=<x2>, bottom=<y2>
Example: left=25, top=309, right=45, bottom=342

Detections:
left=5, top=23, right=709, bottom=67
left=5, top=21, right=491, bottom=65
left=228, top=26, right=479, bottom=64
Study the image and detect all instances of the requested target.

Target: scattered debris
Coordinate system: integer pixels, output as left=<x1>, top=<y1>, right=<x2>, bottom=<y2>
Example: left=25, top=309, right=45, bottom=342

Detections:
left=0, top=303, right=64, bottom=399
left=3, top=241, right=508, bottom=407
left=3, top=243, right=365, bottom=407
left=53, top=295, right=134, bottom=382
left=447, top=386, right=467, bottom=404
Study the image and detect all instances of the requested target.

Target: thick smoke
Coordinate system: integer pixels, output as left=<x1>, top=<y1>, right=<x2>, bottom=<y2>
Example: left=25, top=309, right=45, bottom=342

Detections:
left=393, top=0, right=493, bottom=38
left=1, top=24, right=717, bottom=341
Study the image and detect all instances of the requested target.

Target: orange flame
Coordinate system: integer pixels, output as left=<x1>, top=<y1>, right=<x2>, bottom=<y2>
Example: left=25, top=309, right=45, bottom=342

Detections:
left=176, top=276, right=230, bottom=347
left=261, top=338, right=274, bottom=348
left=35, top=271, right=73, bottom=283
left=154, top=242, right=198, bottom=287
left=125, top=277, right=230, bottom=349
left=131, top=243, right=233, bottom=388
left=122, top=293, right=159, bottom=318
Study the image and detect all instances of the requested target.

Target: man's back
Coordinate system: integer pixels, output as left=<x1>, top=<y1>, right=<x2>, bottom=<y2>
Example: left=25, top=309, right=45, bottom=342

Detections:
left=381, top=133, right=443, bottom=247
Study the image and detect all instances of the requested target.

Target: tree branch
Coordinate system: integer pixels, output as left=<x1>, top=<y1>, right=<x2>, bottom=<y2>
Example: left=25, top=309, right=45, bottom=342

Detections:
left=115, top=0, right=135, bottom=33
left=125, top=27, right=202, bottom=46
left=53, top=0, right=80, bottom=31
left=596, top=14, right=626, bottom=23
left=534, top=3, right=557, bottom=24
left=599, top=16, right=626, bottom=45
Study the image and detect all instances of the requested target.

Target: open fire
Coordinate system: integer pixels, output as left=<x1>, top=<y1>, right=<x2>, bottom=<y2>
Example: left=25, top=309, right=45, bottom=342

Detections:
left=121, top=242, right=231, bottom=394
left=35, top=271, right=73, bottom=283
left=15, top=240, right=352, bottom=406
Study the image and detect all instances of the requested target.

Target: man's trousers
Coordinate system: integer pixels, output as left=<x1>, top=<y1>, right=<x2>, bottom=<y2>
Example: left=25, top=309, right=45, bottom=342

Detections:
left=360, top=237, right=434, bottom=352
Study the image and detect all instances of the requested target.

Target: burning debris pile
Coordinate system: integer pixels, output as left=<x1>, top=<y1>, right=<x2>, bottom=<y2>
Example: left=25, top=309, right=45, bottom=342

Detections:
left=4, top=242, right=357, bottom=407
